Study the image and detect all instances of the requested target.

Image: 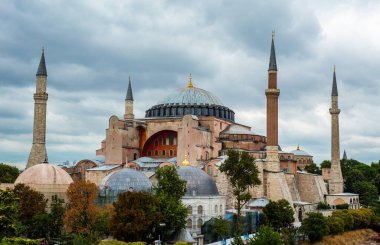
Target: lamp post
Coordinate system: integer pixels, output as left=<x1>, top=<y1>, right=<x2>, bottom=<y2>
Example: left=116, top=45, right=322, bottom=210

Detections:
left=159, top=223, right=166, bottom=245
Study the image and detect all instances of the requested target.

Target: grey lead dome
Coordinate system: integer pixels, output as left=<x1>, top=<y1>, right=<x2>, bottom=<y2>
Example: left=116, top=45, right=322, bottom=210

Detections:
left=177, top=166, right=219, bottom=196
left=159, top=87, right=223, bottom=106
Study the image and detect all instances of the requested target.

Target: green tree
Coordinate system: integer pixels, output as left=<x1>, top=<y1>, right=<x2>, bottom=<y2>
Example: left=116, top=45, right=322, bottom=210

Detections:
left=12, top=183, right=48, bottom=238
left=154, top=166, right=187, bottom=237
left=331, top=210, right=353, bottom=231
left=320, top=160, right=331, bottom=168
left=0, top=190, right=20, bottom=239
left=49, top=195, right=65, bottom=239
left=326, top=216, right=344, bottom=235
left=111, top=191, right=162, bottom=242
left=64, top=180, right=98, bottom=235
left=219, top=150, right=261, bottom=235
left=344, top=169, right=365, bottom=192
left=262, top=199, right=294, bottom=231
left=352, top=181, right=378, bottom=206
left=248, top=225, right=282, bottom=245
left=213, top=217, right=230, bottom=240
left=301, top=212, right=329, bottom=243
left=0, top=163, right=19, bottom=183
left=304, top=163, right=321, bottom=174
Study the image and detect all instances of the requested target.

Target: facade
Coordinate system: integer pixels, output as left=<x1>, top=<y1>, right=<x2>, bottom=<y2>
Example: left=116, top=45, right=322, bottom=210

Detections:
left=27, top=50, right=48, bottom=169
left=61, top=159, right=98, bottom=181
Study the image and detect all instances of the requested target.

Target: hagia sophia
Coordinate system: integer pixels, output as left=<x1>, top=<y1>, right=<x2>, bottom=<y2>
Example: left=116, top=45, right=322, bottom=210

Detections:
left=1, top=33, right=360, bottom=236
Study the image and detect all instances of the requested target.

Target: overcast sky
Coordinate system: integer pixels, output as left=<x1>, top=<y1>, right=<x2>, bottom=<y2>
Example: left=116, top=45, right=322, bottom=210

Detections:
left=1, top=0, right=380, bottom=169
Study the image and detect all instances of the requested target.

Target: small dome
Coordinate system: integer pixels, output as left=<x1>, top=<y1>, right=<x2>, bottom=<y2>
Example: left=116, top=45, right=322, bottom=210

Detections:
left=99, top=168, right=152, bottom=196
left=177, top=166, right=219, bottom=196
left=159, top=86, right=223, bottom=106
left=15, top=163, right=73, bottom=185
left=290, top=145, right=312, bottom=156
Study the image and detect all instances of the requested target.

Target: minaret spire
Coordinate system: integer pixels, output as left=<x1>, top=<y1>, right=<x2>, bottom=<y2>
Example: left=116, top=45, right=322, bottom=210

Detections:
left=27, top=49, right=49, bottom=168
left=265, top=32, right=281, bottom=172
left=268, top=31, right=277, bottom=71
left=126, top=76, right=134, bottom=101
left=124, top=76, right=135, bottom=120
left=36, top=47, right=47, bottom=76
left=329, top=66, right=343, bottom=193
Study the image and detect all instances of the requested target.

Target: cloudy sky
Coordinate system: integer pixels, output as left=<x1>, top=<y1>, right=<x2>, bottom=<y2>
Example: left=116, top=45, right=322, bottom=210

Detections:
left=1, top=0, right=380, bottom=169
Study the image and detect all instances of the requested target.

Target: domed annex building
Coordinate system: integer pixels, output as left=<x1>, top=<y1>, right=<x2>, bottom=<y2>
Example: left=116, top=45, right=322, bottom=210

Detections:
left=15, top=163, right=73, bottom=203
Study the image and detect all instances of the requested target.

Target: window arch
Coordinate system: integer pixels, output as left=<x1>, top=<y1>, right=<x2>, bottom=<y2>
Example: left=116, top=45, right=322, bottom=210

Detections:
left=187, top=205, right=192, bottom=215
left=186, top=219, right=192, bottom=229
left=197, top=205, right=203, bottom=215
left=197, top=218, right=203, bottom=228
left=215, top=205, right=218, bottom=214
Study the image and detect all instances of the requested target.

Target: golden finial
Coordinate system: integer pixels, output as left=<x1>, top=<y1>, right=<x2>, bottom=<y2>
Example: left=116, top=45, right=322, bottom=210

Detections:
left=272, top=31, right=275, bottom=40
left=297, top=144, right=300, bottom=150
left=182, top=154, right=190, bottom=166
left=187, top=73, right=193, bottom=88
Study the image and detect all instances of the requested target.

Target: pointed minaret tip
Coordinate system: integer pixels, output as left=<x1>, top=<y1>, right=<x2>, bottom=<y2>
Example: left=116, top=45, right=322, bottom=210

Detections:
left=36, top=47, right=47, bottom=76
left=297, top=144, right=300, bottom=150
left=268, top=32, right=277, bottom=71
left=126, top=76, right=134, bottom=101
left=187, top=73, right=193, bottom=88
left=332, top=65, right=338, bottom=96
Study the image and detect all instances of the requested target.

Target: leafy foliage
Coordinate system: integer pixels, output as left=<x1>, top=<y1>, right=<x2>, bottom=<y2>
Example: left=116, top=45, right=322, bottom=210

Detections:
left=0, top=163, right=19, bottom=183
left=0, top=237, right=44, bottom=245
left=12, top=184, right=48, bottom=238
left=262, top=199, right=294, bottom=231
left=213, top=217, right=230, bottom=240
left=0, top=190, right=20, bottom=239
left=64, top=180, right=98, bottom=234
left=111, top=191, right=161, bottom=242
left=248, top=225, right=282, bottom=245
left=49, top=195, right=65, bottom=239
left=353, top=181, right=378, bottom=206
left=320, top=160, right=331, bottom=168
left=219, top=150, right=261, bottom=235
left=304, top=163, right=321, bottom=175
left=317, top=201, right=330, bottom=210
left=301, top=212, right=329, bottom=243
left=154, top=166, right=187, bottom=237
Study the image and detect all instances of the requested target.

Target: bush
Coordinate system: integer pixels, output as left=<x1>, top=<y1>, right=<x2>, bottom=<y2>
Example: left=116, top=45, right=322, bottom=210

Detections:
left=317, top=201, right=330, bottom=210
left=332, top=210, right=354, bottom=231
left=248, top=226, right=282, bottom=245
left=99, top=241, right=146, bottom=245
left=301, top=212, right=329, bottom=243
left=326, top=216, right=345, bottom=235
left=174, top=242, right=191, bottom=245
left=336, top=204, right=349, bottom=210
left=1, top=237, right=44, bottom=245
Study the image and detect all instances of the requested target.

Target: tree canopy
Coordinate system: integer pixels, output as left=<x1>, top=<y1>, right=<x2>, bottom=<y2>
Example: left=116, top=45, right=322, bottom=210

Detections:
left=0, top=190, right=19, bottom=239
left=0, top=163, right=19, bottom=183
left=219, top=150, right=261, bottom=235
left=262, top=199, right=294, bottom=231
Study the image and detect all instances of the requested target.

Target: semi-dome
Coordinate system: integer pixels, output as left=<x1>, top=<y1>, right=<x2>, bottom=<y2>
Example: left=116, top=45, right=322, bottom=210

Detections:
left=99, top=168, right=152, bottom=198
left=145, top=76, right=235, bottom=121
left=15, top=163, right=73, bottom=185
left=177, top=166, right=219, bottom=196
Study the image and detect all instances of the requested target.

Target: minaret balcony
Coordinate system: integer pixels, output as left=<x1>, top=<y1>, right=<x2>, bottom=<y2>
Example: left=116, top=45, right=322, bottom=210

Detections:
left=265, top=88, right=280, bottom=96
left=34, top=93, right=48, bottom=100
left=329, top=108, right=340, bottom=114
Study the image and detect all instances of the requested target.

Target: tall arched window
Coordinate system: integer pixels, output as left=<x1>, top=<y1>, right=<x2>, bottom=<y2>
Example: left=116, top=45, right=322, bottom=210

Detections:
left=197, top=205, right=203, bottom=215
left=187, top=205, right=192, bottom=215
left=215, top=205, right=218, bottom=214
left=186, top=219, right=192, bottom=229
left=197, top=218, right=203, bottom=228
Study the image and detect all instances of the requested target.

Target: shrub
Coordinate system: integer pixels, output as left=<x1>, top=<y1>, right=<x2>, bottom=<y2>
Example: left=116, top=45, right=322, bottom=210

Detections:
left=1, top=237, right=44, bottom=245
left=301, top=212, right=329, bottom=243
left=99, top=241, right=146, bottom=245
left=332, top=210, right=354, bottom=231
left=326, top=216, right=345, bottom=235
left=174, top=242, right=191, bottom=245
left=248, top=225, right=282, bottom=245
left=317, top=201, right=330, bottom=210
left=336, top=203, right=349, bottom=210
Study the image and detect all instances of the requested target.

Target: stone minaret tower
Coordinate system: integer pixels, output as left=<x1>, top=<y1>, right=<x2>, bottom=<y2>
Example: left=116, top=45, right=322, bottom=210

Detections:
left=265, top=32, right=280, bottom=172
left=329, top=67, right=344, bottom=193
left=27, top=49, right=48, bottom=168
left=124, top=76, right=134, bottom=120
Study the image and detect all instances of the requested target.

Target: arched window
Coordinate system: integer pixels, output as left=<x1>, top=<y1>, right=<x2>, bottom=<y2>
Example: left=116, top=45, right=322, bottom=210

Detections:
left=220, top=205, right=222, bottom=213
left=133, top=153, right=137, bottom=160
left=187, top=205, right=192, bottom=215
left=154, top=139, right=159, bottom=146
left=162, top=150, right=166, bottom=156
left=215, top=205, right=218, bottom=214
left=186, top=219, right=192, bottom=228
left=198, top=205, right=203, bottom=215
left=197, top=218, right=203, bottom=228
left=147, top=150, right=151, bottom=156
left=155, top=150, right=158, bottom=156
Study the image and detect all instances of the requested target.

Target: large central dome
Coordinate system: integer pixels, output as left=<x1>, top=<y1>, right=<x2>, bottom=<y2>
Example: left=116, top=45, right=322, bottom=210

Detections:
left=145, top=75, right=235, bottom=121
left=159, top=87, right=223, bottom=106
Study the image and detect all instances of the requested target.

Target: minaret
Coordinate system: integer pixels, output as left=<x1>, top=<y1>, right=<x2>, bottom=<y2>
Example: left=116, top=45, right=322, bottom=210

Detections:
left=329, top=66, right=344, bottom=193
left=265, top=31, right=280, bottom=171
left=124, top=76, right=134, bottom=120
left=342, top=149, right=347, bottom=161
left=27, top=49, right=48, bottom=168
